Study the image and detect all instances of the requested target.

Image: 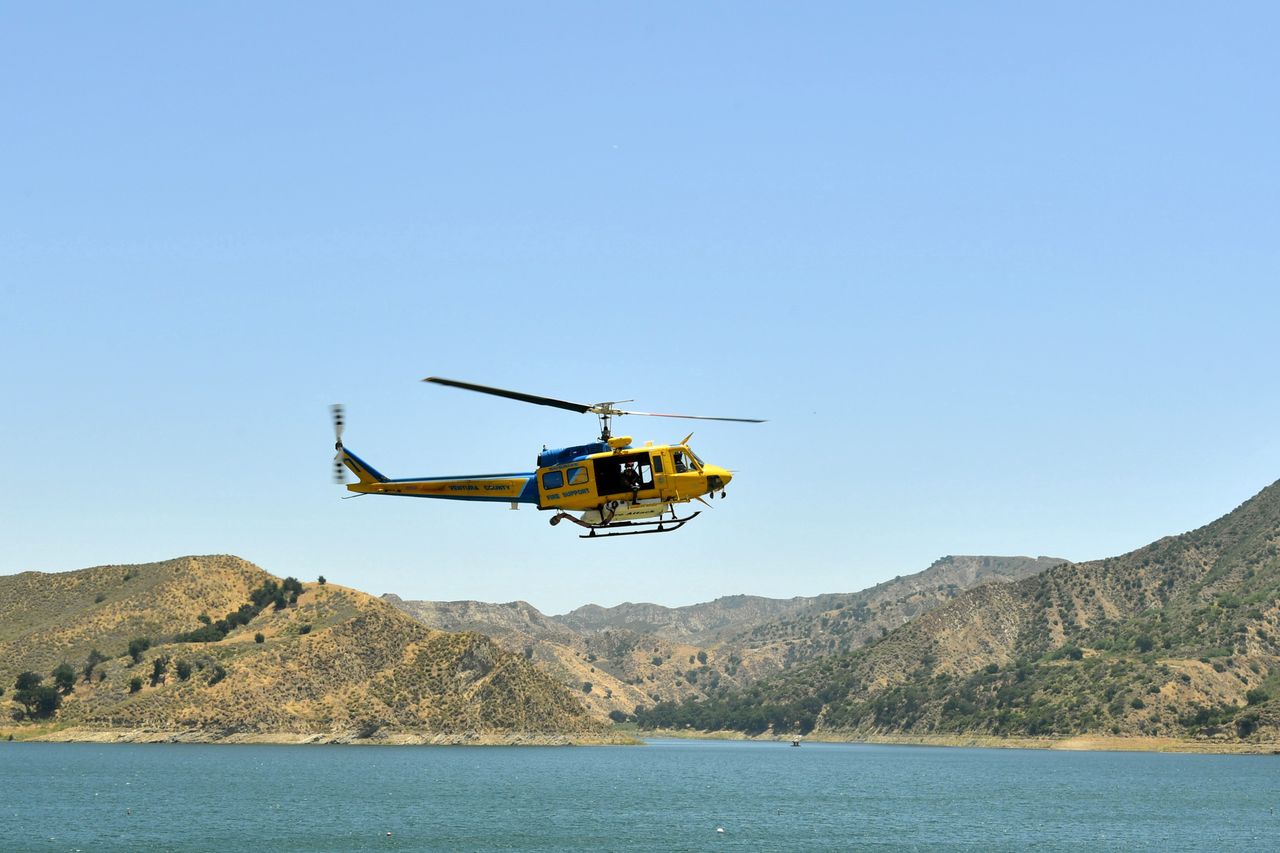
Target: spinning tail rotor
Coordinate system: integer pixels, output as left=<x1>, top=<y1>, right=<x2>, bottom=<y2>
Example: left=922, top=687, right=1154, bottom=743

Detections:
left=331, top=404, right=346, bottom=483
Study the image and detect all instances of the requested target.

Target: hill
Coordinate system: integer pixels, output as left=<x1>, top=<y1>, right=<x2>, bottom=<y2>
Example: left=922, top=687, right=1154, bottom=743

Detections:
left=638, top=480, right=1280, bottom=748
left=384, top=555, right=1062, bottom=719
left=1, top=556, right=611, bottom=743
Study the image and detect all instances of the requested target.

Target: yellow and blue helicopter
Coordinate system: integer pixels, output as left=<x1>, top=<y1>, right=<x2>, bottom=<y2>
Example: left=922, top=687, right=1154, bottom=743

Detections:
left=332, top=377, right=763, bottom=538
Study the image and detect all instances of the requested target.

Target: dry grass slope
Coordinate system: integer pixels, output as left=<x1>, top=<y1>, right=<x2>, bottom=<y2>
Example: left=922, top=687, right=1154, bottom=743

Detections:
left=1, top=556, right=609, bottom=743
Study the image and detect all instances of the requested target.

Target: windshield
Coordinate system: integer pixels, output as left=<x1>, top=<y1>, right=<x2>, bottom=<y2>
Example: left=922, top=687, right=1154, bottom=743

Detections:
left=684, top=447, right=704, bottom=469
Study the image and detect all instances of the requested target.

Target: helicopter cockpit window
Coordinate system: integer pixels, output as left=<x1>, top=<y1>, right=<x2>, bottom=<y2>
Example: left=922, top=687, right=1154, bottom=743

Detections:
left=673, top=451, right=689, bottom=473
left=567, top=466, right=588, bottom=485
left=652, top=457, right=664, bottom=474
left=542, top=470, right=564, bottom=490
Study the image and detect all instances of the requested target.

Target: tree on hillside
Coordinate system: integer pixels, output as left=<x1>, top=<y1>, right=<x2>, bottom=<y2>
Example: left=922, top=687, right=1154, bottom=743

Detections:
left=13, top=671, right=62, bottom=720
left=53, top=663, right=76, bottom=695
left=250, top=578, right=290, bottom=611
left=318, top=575, right=326, bottom=585
left=150, top=655, right=170, bottom=687
left=83, top=649, right=108, bottom=682
left=128, top=637, right=151, bottom=664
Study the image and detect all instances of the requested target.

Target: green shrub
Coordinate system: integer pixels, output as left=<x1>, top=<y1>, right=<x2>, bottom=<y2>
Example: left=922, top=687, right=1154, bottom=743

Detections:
left=176, top=660, right=193, bottom=681
left=83, top=649, right=107, bottom=682
left=318, top=575, right=327, bottom=585
left=128, top=638, right=151, bottom=664
left=53, top=663, right=76, bottom=695
left=15, top=672, right=42, bottom=691
left=255, top=633, right=265, bottom=644
left=581, top=682, right=593, bottom=694
left=150, top=656, right=169, bottom=686
left=128, top=677, right=143, bottom=693
left=14, top=685, right=62, bottom=719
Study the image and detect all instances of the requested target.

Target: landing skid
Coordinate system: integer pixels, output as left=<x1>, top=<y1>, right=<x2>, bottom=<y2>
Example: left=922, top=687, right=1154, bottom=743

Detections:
left=550, top=507, right=702, bottom=538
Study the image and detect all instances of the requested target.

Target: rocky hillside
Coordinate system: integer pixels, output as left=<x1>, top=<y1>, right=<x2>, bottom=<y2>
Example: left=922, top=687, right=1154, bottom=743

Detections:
left=0, top=556, right=609, bottom=743
left=384, top=555, right=1061, bottom=719
left=557, top=595, right=812, bottom=644
left=640, top=479, right=1280, bottom=747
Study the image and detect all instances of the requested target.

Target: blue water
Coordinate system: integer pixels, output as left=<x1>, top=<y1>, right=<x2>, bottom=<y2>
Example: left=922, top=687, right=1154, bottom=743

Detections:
left=1, top=739, right=1275, bottom=851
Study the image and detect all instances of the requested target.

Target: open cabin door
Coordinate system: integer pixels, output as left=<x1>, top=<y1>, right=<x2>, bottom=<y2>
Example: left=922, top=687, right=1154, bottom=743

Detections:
left=592, top=452, right=657, bottom=500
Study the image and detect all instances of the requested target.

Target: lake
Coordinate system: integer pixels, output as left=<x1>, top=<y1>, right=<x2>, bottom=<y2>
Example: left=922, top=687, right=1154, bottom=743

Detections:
left=2, top=738, right=1275, bottom=851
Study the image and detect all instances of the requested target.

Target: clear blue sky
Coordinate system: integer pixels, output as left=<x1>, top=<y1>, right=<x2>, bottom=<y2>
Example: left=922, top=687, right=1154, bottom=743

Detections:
left=3, top=3, right=1278, bottom=614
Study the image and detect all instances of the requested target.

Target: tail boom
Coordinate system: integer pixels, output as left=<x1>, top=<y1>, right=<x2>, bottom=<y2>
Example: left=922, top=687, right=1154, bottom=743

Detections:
left=346, top=469, right=537, bottom=503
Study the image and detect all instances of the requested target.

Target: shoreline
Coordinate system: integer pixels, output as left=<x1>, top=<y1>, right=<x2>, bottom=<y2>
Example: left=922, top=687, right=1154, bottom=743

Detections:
left=638, top=727, right=1280, bottom=755
left=6, top=724, right=1277, bottom=754
left=0, top=725, right=640, bottom=746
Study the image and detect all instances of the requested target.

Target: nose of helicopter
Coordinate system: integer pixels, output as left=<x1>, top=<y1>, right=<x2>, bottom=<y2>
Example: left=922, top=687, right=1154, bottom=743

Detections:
left=705, top=465, right=732, bottom=493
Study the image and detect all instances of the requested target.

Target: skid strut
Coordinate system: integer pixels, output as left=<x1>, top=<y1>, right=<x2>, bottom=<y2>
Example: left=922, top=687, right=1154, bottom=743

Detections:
left=549, top=506, right=702, bottom=538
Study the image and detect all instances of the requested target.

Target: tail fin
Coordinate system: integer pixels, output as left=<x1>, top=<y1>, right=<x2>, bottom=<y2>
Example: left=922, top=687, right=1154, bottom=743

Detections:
left=340, top=448, right=388, bottom=484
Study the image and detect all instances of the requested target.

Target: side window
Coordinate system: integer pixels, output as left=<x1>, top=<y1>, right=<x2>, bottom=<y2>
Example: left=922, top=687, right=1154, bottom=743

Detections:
left=542, top=470, right=564, bottom=490
left=653, top=457, right=664, bottom=473
left=567, top=466, right=588, bottom=485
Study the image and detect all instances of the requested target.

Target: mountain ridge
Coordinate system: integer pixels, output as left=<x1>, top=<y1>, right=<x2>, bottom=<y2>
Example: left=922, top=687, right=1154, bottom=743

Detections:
left=385, top=555, right=1064, bottom=718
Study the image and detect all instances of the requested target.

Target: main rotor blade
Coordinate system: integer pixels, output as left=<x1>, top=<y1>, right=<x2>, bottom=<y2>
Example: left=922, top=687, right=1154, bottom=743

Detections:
left=423, top=377, right=593, bottom=414
left=614, top=410, right=766, bottom=423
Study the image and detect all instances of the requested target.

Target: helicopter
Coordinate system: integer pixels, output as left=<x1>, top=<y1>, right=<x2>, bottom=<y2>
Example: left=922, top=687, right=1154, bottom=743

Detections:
left=332, top=377, right=764, bottom=538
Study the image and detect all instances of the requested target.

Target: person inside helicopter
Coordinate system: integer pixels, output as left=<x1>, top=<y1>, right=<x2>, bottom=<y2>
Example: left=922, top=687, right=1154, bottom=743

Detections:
left=620, top=460, right=641, bottom=492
